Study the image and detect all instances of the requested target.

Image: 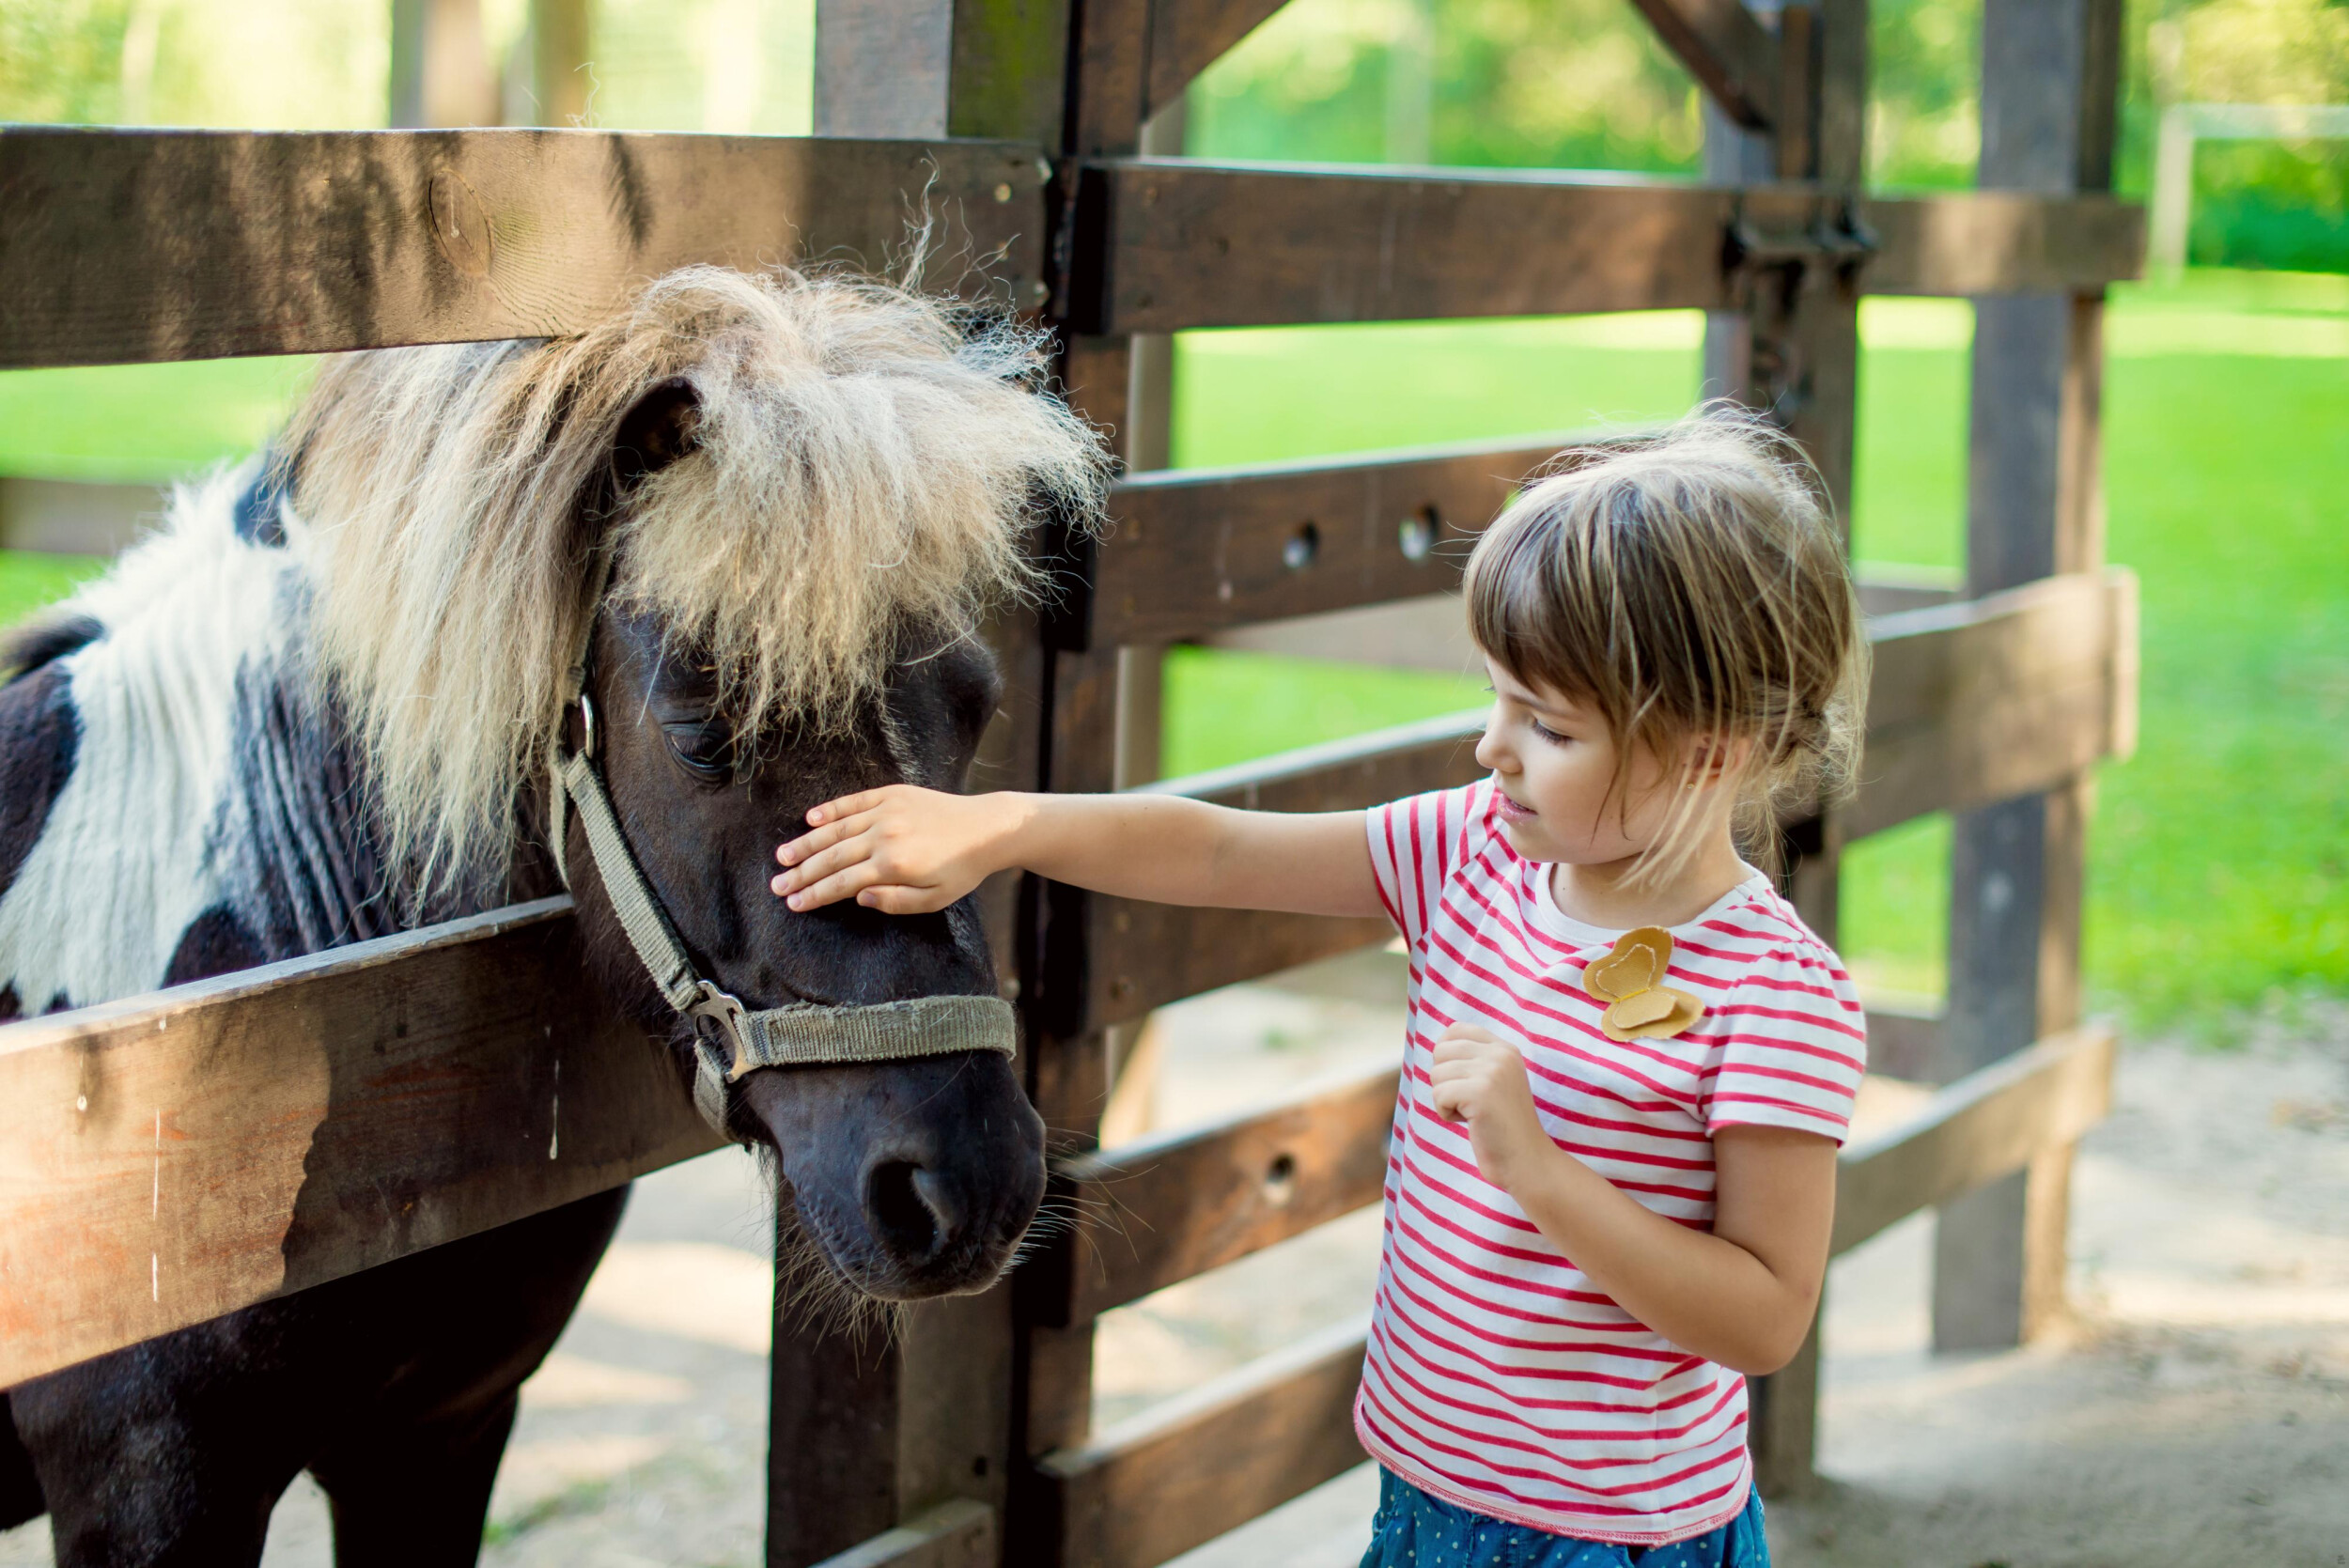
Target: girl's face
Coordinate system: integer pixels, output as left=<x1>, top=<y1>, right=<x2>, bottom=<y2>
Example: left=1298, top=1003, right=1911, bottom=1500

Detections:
left=1471, top=657, right=1688, bottom=870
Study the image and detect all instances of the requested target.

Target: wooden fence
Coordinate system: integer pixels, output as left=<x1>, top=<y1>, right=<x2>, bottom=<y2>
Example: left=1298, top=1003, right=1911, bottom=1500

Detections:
left=0, top=1, right=2136, bottom=1564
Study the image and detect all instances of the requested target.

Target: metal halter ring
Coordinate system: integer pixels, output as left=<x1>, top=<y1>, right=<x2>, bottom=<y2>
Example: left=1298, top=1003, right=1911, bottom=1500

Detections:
left=575, top=691, right=599, bottom=760
left=688, top=978, right=754, bottom=1078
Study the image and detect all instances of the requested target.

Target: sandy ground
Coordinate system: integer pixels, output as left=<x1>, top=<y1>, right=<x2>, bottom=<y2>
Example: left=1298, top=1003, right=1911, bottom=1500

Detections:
left=4, top=962, right=2344, bottom=1568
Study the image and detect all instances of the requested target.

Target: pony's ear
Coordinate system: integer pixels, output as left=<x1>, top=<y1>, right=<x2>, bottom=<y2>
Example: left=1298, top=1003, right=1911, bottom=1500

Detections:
left=612, top=379, right=702, bottom=486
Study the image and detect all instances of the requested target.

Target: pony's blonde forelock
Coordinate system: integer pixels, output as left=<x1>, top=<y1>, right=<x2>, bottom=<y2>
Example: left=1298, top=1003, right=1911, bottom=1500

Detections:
left=287, top=265, right=1109, bottom=901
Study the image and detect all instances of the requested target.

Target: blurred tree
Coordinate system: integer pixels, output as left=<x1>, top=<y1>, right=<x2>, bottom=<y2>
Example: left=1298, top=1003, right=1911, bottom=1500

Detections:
left=2146, top=0, right=2349, bottom=270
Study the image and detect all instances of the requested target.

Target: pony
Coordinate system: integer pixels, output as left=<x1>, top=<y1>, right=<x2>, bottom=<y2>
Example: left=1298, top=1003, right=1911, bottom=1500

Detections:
left=0, top=263, right=1108, bottom=1566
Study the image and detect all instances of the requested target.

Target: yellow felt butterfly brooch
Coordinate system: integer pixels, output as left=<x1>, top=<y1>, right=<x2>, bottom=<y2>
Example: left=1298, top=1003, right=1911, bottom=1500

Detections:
left=1582, top=927, right=1705, bottom=1043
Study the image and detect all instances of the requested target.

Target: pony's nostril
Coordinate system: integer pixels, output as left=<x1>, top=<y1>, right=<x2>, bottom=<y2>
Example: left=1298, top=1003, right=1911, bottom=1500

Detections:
left=865, top=1159, right=952, bottom=1264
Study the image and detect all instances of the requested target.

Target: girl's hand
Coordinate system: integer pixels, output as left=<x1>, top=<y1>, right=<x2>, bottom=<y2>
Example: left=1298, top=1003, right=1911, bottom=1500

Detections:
left=771, top=785, right=1021, bottom=914
left=1428, top=1025, right=1556, bottom=1192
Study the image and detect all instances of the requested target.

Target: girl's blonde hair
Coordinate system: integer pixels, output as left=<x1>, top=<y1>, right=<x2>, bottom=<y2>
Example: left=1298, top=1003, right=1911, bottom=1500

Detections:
left=1463, top=405, right=1869, bottom=881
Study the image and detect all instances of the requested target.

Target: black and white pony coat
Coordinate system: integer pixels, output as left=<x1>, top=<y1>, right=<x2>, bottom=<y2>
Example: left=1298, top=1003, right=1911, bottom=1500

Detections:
left=0, top=462, right=615, bottom=1562
left=0, top=462, right=412, bottom=1022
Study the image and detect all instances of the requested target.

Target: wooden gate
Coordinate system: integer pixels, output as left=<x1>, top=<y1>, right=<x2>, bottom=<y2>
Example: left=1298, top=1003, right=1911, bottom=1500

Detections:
left=0, top=2, right=2138, bottom=1565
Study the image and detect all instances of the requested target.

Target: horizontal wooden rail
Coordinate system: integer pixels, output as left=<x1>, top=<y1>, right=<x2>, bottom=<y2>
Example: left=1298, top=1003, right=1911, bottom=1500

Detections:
left=1092, top=434, right=1587, bottom=646
left=1037, top=1312, right=1370, bottom=1568
left=1096, top=442, right=1965, bottom=652
left=0, top=897, right=717, bottom=1386
left=1832, top=1023, right=2115, bottom=1255
left=1033, top=1060, right=1398, bottom=1327
left=811, top=1498, right=997, bottom=1568
left=1068, top=161, right=2145, bottom=334
left=0, top=128, right=1046, bottom=369
left=1032, top=1026, right=2112, bottom=1567
left=1853, top=567, right=2139, bottom=840
left=1863, top=189, right=2149, bottom=299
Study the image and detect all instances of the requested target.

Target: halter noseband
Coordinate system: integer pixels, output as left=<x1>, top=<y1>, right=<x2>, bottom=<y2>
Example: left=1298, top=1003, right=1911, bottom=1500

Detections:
left=547, top=548, right=1016, bottom=1135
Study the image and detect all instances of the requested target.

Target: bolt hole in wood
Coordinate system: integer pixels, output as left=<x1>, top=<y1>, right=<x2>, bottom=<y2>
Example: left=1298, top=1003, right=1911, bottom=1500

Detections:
left=1398, top=508, right=1439, bottom=562
left=1263, top=1152, right=1299, bottom=1204
left=1283, top=522, right=1320, bottom=570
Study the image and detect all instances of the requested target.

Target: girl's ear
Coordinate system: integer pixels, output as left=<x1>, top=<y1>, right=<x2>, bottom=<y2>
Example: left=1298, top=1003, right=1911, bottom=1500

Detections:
left=1684, top=734, right=1754, bottom=784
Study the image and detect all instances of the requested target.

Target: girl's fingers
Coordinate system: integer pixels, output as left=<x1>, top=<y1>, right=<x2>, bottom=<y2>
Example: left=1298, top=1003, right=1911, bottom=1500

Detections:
left=774, top=810, right=876, bottom=868
left=775, top=835, right=879, bottom=894
left=804, top=787, right=895, bottom=829
left=783, top=861, right=889, bottom=911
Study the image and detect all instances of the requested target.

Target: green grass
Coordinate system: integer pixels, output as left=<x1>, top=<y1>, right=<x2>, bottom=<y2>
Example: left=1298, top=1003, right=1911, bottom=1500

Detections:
left=0, top=551, right=106, bottom=633
left=0, top=272, right=2339, bottom=1028
left=0, top=354, right=316, bottom=483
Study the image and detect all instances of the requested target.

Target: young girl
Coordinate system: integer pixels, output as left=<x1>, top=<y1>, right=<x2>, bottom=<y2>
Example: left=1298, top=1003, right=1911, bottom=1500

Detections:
left=771, top=411, right=1868, bottom=1565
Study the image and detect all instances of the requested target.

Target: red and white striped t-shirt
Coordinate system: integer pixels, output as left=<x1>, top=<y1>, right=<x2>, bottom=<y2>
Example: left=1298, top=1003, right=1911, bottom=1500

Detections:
left=1355, top=780, right=1865, bottom=1545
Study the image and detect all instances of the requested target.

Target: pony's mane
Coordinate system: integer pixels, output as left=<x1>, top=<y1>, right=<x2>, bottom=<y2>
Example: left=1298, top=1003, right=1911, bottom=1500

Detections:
left=284, top=264, right=1109, bottom=900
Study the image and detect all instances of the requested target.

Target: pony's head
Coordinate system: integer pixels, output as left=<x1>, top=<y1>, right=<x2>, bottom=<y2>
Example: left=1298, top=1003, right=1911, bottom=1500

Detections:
left=282, top=265, right=1108, bottom=1301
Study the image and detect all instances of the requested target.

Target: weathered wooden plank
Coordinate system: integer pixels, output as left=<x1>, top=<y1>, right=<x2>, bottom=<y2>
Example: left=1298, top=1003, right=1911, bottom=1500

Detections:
left=1038, top=1313, right=1369, bottom=1568
left=1860, top=190, right=2144, bottom=298
left=809, top=1499, right=997, bottom=1568
left=1627, top=0, right=1781, bottom=131
left=1033, top=1060, right=1397, bottom=1327
left=1067, top=162, right=2145, bottom=334
left=0, top=897, right=716, bottom=1389
left=1832, top=1024, right=2115, bottom=1255
left=1072, top=161, right=1734, bottom=333
left=1144, top=0, right=1296, bottom=120
left=1933, top=0, right=2125, bottom=1360
left=1851, top=567, right=2137, bottom=842
left=1094, top=436, right=1584, bottom=645
left=0, top=128, right=1048, bottom=369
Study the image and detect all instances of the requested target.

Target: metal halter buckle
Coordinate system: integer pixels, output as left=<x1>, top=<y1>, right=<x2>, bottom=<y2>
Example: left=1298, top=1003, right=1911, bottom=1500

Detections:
left=688, top=979, right=754, bottom=1079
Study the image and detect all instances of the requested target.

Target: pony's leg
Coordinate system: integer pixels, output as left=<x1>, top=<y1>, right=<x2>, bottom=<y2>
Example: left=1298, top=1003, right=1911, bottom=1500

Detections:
left=11, top=1343, right=305, bottom=1568
left=310, top=1391, right=519, bottom=1568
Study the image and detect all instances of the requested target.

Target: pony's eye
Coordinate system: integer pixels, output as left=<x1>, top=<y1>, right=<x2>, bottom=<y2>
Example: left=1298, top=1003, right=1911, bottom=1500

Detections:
left=661, top=719, right=737, bottom=781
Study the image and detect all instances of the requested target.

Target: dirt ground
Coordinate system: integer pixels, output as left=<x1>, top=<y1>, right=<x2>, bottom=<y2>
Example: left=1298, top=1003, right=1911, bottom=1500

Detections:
left=4, top=960, right=2343, bottom=1568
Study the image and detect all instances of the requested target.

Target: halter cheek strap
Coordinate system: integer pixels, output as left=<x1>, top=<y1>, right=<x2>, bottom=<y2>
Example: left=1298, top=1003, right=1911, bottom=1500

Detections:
left=548, top=550, right=1015, bottom=1135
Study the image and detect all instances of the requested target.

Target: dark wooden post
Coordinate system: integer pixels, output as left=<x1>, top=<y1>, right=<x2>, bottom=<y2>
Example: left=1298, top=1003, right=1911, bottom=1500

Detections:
left=1931, top=0, right=2119, bottom=1354
left=1012, top=5, right=1154, bottom=1558
left=762, top=11, right=1068, bottom=1565
left=1696, top=0, right=1864, bottom=1497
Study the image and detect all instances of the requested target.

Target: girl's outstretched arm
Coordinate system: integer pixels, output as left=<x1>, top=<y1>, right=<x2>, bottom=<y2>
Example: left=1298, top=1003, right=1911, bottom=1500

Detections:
left=771, top=787, right=1384, bottom=919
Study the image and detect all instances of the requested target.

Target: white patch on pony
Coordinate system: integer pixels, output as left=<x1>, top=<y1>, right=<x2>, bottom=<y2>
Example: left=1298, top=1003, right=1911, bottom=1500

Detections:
left=0, top=468, right=305, bottom=1009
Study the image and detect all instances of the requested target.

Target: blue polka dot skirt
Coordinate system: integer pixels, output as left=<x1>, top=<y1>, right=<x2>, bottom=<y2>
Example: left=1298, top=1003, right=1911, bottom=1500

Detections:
left=1357, top=1468, right=1769, bottom=1568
